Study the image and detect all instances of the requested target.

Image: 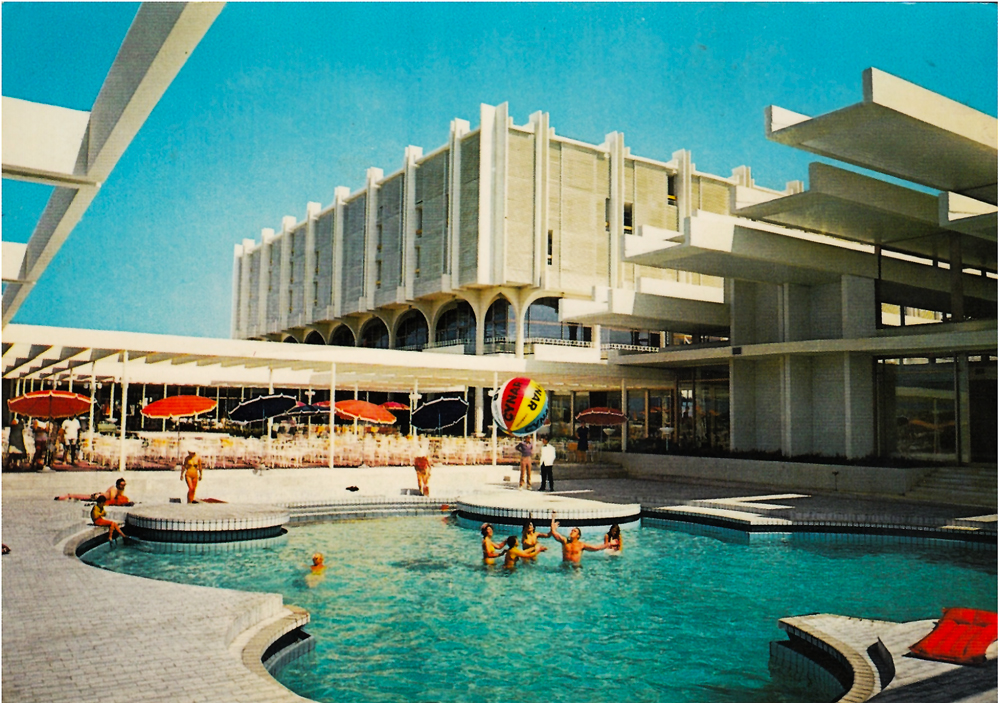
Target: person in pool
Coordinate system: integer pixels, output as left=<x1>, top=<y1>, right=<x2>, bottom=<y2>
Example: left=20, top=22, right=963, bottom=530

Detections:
left=603, top=524, right=623, bottom=552
left=481, top=523, right=508, bottom=565
left=502, top=535, right=546, bottom=569
left=90, top=495, right=127, bottom=543
left=550, top=515, right=607, bottom=563
left=520, top=519, right=551, bottom=559
left=306, top=552, right=327, bottom=588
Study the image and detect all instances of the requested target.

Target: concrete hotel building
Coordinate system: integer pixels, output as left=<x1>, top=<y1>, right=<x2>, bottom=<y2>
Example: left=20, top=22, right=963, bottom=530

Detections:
left=232, top=69, right=997, bottom=466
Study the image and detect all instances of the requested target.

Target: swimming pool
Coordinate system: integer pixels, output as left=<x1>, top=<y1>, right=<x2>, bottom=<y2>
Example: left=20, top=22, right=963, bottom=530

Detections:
left=83, top=517, right=996, bottom=703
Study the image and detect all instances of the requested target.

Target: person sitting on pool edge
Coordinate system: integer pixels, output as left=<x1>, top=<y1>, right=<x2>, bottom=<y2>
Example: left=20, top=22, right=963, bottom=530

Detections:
left=503, top=535, right=546, bottom=569
left=480, top=523, right=508, bottom=565
left=550, top=515, right=607, bottom=563
left=56, top=478, right=133, bottom=505
left=90, top=495, right=127, bottom=544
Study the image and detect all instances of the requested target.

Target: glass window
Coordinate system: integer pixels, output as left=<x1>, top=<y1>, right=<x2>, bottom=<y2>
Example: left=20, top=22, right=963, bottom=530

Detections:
left=878, top=357, right=956, bottom=462
left=330, top=326, right=355, bottom=347
left=395, top=312, right=428, bottom=351
left=435, top=301, right=475, bottom=344
left=360, top=319, right=389, bottom=348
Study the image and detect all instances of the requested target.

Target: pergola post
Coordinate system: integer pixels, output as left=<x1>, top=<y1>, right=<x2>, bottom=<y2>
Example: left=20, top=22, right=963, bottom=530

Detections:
left=328, top=362, right=336, bottom=469
left=117, top=351, right=129, bottom=473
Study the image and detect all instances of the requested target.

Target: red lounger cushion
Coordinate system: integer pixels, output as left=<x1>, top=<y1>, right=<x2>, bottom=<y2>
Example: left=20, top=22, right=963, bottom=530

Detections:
left=909, top=608, right=998, bottom=666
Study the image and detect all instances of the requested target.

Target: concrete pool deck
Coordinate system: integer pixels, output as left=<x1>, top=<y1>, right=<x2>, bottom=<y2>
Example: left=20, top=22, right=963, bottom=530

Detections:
left=2, top=464, right=996, bottom=702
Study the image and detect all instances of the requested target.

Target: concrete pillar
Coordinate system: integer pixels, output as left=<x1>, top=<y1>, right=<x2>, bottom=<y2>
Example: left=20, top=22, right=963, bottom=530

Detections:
left=331, top=186, right=350, bottom=319
left=950, top=233, right=965, bottom=321
left=257, top=228, right=275, bottom=334
left=956, top=353, right=971, bottom=464
left=530, top=111, right=551, bottom=288
left=304, top=201, right=321, bottom=322
left=448, top=118, right=470, bottom=287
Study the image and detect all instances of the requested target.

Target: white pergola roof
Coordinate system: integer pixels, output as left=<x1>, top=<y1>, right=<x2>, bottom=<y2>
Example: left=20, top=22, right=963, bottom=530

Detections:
left=1, top=3, right=224, bottom=325
left=2, top=324, right=676, bottom=394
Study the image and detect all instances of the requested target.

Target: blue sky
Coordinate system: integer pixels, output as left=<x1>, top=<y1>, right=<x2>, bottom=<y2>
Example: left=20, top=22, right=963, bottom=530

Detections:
left=3, top=2, right=996, bottom=338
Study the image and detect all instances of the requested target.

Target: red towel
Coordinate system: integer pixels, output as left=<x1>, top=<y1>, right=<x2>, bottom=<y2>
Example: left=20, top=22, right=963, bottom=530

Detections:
left=909, top=608, right=998, bottom=666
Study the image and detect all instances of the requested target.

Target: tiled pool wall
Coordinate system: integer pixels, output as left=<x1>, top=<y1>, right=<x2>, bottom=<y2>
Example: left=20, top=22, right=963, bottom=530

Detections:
left=643, top=512, right=997, bottom=550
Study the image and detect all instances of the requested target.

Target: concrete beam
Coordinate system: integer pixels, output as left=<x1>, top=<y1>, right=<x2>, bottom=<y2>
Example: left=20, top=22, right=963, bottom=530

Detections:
left=2, top=2, right=224, bottom=327
left=1, top=98, right=93, bottom=187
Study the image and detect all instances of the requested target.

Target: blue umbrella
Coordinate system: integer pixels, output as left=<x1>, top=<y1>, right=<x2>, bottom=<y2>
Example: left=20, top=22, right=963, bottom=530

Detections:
left=410, top=397, right=468, bottom=432
left=282, top=402, right=324, bottom=418
left=228, top=394, right=298, bottom=424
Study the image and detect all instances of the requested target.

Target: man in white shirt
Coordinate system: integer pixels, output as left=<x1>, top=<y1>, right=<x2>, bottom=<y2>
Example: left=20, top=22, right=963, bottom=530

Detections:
left=539, top=436, right=557, bottom=492
left=61, top=416, right=82, bottom=465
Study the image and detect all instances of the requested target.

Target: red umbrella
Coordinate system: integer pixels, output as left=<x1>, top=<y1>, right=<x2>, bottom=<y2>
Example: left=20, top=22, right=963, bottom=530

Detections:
left=334, top=400, right=397, bottom=425
left=380, top=401, right=409, bottom=411
left=576, top=407, right=627, bottom=426
left=141, top=395, right=218, bottom=420
left=8, top=390, right=92, bottom=419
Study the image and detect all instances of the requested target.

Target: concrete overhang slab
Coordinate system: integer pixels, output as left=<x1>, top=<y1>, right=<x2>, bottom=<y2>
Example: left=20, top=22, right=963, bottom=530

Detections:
left=628, top=213, right=870, bottom=285
left=736, top=164, right=996, bottom=270
left=559, top=287, right=729, bottom=331
left=614, top=321, right=997, bottom=368
left=766, top=68, right=997, bottom=203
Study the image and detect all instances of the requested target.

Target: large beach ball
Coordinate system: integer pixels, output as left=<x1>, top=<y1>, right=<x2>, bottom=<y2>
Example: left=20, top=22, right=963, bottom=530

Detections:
left=492, top=377, right=548, bottom=436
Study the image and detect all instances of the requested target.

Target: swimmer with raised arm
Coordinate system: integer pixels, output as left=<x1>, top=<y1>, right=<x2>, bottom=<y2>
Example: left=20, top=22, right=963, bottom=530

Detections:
left=502, top=535, right=547, bottom=569
left=481, top=523, right=508, bottom=565
left=550, top=513, right=607, bottom=563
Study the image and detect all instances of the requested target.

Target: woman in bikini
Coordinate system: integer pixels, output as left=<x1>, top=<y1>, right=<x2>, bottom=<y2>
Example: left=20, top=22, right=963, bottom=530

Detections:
left=603, top=524, right=623, bottom=552
left=480, top=523, right=507, bottom=565
left=520, top=519, right=551, bottom=560
left=182, top=450, right=203, bottom=503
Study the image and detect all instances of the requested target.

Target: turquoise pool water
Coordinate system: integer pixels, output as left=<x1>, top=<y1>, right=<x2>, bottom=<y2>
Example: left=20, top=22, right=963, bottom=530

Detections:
left=84, top=518, right=996, bottom=703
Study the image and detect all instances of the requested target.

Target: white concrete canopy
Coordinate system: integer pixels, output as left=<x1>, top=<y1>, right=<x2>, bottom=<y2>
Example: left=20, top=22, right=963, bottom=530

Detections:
left=2, top=324, right=676, bottom=393
left=735, top=163, right=997, bottom=270
left=1, top=3, right=224, bottom=325
left=766, top=68, right=998, bottom=205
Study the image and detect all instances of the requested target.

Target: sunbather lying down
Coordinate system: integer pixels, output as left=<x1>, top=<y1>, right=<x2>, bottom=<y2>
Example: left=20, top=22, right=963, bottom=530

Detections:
left=56, top=478, right=132, bottom=506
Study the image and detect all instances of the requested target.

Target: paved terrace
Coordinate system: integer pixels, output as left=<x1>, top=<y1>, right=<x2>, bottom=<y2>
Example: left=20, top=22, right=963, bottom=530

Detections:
left=2, top=465, right=996, bottom=703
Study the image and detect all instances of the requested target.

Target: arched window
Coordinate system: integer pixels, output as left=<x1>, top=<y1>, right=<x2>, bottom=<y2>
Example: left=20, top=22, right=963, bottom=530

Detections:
left=435, top=301, right=475, bottom=346
left=524, top=297, right=590, bottom=343
left=304, top=331, right=325, bottom=345
left=329, top=326, right=355, bottom=347
left=395, top=311, right=429, bottom=351
left=283, top=335, right=299, bottom=344
left=484, top=297, right=514, bottom=341
left=360, top=318, right=389, bottom=349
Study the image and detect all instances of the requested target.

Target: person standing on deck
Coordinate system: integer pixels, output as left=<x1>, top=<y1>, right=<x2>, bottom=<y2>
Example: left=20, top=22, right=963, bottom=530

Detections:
left=182, top=450, right=203, bottom=503
left=61, top=416, right=81, bottom=465
left=515, top=438, right=533, bottom=490
left=538, top=437, right=556, bottom=492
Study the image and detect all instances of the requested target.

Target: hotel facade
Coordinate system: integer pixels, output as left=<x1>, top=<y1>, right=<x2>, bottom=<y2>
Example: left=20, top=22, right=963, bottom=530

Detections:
left=231, top=69, right=997, bottom=465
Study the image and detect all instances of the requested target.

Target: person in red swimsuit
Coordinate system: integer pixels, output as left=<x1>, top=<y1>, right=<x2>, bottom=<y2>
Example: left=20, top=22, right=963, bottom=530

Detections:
left=90, top=496, right=127, bottom=543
